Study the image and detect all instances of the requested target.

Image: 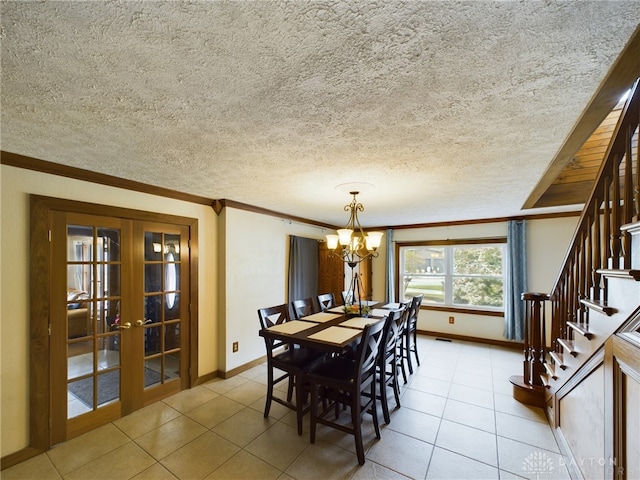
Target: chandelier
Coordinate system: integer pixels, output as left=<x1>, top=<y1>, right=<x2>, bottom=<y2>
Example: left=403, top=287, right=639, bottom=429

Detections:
left=326, top=191, right=384, bottom=313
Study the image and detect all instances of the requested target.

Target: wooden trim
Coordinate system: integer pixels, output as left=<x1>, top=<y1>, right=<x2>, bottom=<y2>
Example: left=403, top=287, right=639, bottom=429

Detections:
left=395, top=237, right=507, bottom=247
left=419, top=330, right=522, bottom=349
left=29, top=196, right=51, bottom=451
left=376, top=210, right=581, bottom=231
left=420, top=305, right=504, bottom=318
left=3, top=150, right=582, bottom=230
left=1, top=151, right=216, bottom=207
left=27, top=194, right=200, bottom=455
left=1, top=447, right=45, bottom=471
left=219, top=198, right=338, bottom=230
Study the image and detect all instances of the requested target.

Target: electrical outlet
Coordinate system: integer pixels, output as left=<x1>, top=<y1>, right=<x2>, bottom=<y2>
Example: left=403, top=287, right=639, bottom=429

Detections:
left=232, top=341, right=239, bottom=352
left=448, top=316, right=455, bottom=324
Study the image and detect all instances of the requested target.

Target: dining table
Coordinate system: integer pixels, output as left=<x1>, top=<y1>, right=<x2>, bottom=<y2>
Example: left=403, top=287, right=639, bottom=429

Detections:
left=258, top=301, right=402, bottom=355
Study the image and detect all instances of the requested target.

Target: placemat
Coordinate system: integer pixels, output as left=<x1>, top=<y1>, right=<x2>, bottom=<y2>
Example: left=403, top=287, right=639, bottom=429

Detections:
left=300, top=312, right=342, bottom=323
left=266, top=320, right=315, bottom=334
left=340, top=317, right=383, bottom=330
left=307, top=326, right=360, bottom=344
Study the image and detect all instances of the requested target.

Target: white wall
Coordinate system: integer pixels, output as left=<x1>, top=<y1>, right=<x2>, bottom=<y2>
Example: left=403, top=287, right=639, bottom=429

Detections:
left=221, top=208, right=329, bottom=371
left=371, top=218, right=578, bottom=342
left=0, top=165, right=218, bottom=457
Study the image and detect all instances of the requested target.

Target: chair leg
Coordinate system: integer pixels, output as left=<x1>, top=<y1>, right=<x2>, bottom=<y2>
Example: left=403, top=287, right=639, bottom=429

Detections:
left=370, top=381, right=381, bottom=441
left=294, top=373, right=305, bottom=436
left=352, top=398, right=365, bottom=465
left=379, top=366, right=390, bottom=424
left=264, top=366, right=274, bottom=418
left=392, top=353, right=401, bottom=408
left=310, top=382, right=318, bottom=444
left=412, top=330, right=421, bottom=366
left=405, top=330, right=414, bottom=375
left=399, top=344, right=408, bottom=384
left=287, top=376, right=294, bottom=402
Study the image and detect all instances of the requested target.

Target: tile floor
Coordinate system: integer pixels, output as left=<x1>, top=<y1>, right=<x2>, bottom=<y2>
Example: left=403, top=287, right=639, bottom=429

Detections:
left=3, top=336, right=571, bottom=480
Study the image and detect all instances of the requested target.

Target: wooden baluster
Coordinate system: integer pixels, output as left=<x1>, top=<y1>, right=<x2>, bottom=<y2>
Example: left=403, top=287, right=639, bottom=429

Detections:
left=592, top=199, right=601, bottom=302
left=610, top=156, right=621, bottom=268
left=622, top=126, right=634, bottom=269
left=635, top=121, right=640, bottom=222
left=603, top=176, right=612, bottom=265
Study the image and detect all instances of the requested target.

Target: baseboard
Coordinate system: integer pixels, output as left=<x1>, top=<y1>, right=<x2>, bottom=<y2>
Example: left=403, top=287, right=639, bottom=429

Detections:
left=420, top=330, right=523, bottom=350
left=1, top=446, right=44, bottom=471
left=222, top=355, right=267, bottom=379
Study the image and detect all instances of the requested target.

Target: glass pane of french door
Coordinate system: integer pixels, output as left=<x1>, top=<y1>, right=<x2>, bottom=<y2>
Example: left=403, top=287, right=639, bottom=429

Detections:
left=141, top=228, right=184, bottom=390
left=66, top=223, right=123, bottom=418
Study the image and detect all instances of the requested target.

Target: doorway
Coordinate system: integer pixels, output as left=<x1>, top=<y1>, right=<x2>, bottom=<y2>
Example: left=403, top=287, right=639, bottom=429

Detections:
left=30, top=196, right=198, bottom=448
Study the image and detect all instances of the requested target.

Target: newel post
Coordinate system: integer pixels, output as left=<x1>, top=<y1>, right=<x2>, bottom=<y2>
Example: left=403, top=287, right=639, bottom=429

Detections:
left=510, top=292, right=549, bottom=407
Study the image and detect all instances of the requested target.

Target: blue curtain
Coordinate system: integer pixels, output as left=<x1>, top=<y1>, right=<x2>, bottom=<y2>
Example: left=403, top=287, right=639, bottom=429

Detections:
left=288, top=236, right=319, bottom=302
left=504, top=220, right=527, bottom=341
left=385, top=228, right=394, bottom=303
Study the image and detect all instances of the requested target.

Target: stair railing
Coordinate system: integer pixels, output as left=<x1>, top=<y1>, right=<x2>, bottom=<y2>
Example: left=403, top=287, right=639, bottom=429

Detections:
left=515, top=78, right=639, bottom=399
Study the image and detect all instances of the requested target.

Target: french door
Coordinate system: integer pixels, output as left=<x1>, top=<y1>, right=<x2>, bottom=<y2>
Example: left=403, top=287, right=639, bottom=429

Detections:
left=50, top=212, right=190, bottom=443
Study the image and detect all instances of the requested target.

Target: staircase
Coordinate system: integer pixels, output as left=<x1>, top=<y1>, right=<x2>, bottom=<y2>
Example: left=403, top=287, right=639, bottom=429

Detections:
left=512, top=77, right=640, bottom=479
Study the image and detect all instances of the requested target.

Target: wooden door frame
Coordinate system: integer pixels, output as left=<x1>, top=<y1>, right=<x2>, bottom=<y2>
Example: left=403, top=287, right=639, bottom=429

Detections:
left=29, top=194, right=199, bottom=452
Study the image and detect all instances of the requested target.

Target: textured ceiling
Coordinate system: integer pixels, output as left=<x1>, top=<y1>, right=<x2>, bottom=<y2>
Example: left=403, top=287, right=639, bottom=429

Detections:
left=2, top=1, right=639, bottom=227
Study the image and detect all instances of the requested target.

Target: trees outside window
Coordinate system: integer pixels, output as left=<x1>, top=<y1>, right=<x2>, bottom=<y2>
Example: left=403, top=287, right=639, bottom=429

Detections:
left=398, top=240, right=505, bottom=311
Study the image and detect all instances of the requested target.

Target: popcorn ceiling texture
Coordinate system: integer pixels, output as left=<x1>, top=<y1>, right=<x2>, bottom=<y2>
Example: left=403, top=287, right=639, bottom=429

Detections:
left=1, top=1, right=638, bottom=226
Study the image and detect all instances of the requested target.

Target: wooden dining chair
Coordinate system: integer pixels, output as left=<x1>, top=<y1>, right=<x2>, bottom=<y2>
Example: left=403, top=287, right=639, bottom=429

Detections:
left=257, top=304, right=325, bottom=435
left=341, top=290, right=353, bottom=305
left=308, top=317, right=386, bottom=465
left=378, top=307, right=407, bottom=424
left=291, top=297, right=317, bottom=319
left=316, top=293, right=336, bottom=312
left=402, top=294, right=424, bottom=375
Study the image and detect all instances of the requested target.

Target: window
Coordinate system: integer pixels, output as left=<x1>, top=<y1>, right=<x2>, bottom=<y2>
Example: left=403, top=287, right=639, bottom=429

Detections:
left=398, top=240, right=506, bottom=311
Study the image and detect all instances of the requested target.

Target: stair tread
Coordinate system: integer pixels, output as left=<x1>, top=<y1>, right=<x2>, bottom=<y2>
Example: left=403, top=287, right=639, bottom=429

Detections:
left=579, top=298, right=616, bottom=316
left=566, top=321, right=594, bottom=339
left=543, top=362, right=557, bottom=379
left=549, top=351, right=566, bottom=369
left=557, top=338, right=578, bottom=356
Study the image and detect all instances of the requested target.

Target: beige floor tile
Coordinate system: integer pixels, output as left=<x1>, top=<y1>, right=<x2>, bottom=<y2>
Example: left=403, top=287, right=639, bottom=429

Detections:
left=1, top=453, right=61, bottom=480
left=495, top=412, right=559, bottom=452
left=366, top=428, right=433, bottom=479
left=426, top=446, right=500, bottom=479
left=401, top=388, right=447, bottom=417
left=212, top=406, right=275, bottom=447
left=407, top=374, right=451, bottom=397
left=245, top=422, right=310, bottom=471
left=161, top=431, right=240, bottom=480
left=201, top=375, right=249, bottom=394
left=63, top=442, right=155, bottom=480
left=185, top=395, right=246, bottom=428
left=442, top=398, right=496, bottom=434
left=350, top=460, right=411, bottom=479
left=130, top=462, right=179, bottom=480
left=417, top=364, right=455, bottom=382
left=386, top=406, right=441, bottom=444
left=246, top=393, right=292, bottom=419
left=46, top=423, right=130, bottom=475
left=224, top=380, right=270, bottom=406
left=452, top=370, right=494, bottom=391
left=493, top=377, right=515, bottom=396
left=448, top=383, right=495, bottom=409
left=497, top=436, right=570, bottom=480
left=435, top=419, right=498, bottom=467
left=285, top=440, right=360, bottom=480
left=494, top=393, right=548, bottom=424
left=135, top=416, right=208, bottom=460
left=205, top=450, right=281, bottom=479
left=114, top=401, right=182, bottom=439
left=162, top=385, right=219, bottom=413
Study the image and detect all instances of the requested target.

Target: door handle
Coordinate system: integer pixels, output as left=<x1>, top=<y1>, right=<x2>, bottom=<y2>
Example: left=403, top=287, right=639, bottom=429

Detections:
left=135, top=319, right=152, bottom=327
left=116, top=322, right=132, bottom=330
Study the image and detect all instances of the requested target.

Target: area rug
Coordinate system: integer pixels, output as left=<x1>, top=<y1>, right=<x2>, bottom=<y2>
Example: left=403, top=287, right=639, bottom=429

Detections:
left=68, top=368, right=165, bottom=408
